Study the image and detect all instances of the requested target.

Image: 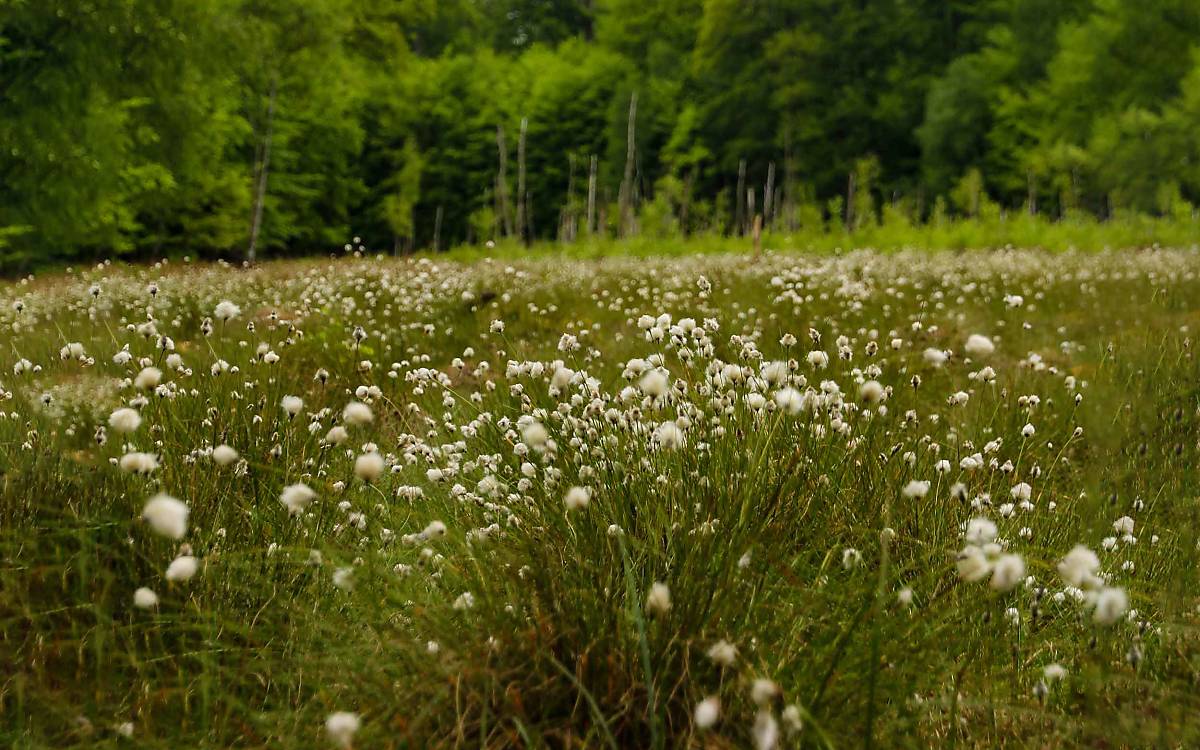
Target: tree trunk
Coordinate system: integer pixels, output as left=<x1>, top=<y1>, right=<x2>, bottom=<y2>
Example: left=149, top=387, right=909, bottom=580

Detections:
left=586, top=154, right=597, bottom=236
left=247, top=76, right=277, bottom=264
left=846, top=172, right=856, bottom=230
left=562, top=153, right=576, bottom=242
left=496, top=126, right=513, bottom=238
left=734, top=159, right=746, bottom=236
left=516, top=117, right=528, bottom=246
left=432, top=205, right=443, bottom=252
left=618, top=92, right=637, bottom=238
left=764, top=161, right=775, bottom=227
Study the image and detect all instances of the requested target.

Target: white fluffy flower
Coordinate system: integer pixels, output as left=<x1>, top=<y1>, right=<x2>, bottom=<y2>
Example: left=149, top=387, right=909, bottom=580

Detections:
left=133, top=587, right=158, bottom=609
left=1093, top=587, right=1128, bottom=625
left=964, top=334, right=995, bottom=358
left=1112, top=516, right=1135, bottom=535
left=108, top=407, right=142, bottom=433
left=342, top=401, right=373, bottom=426
left=134, top=367, right=162, bottom=390
left=645, top=581, right=671, bottom=616
left=965, top=517, right=997, bottom=545
left=1043, top=663, right=1067, bottom=682
left=354, top=452, right=385, bottom=482
left=212, top=444, right=239, bottom=466
left=753, top=710, right=780, bottom=750
left=214, top=300, right=241, bottom=322
left=521, top=420, right=548, bottom=448
left=281, top=395, right=304, bottom=417
left=654, top=421, right=685, bottom=450
left=120, top=452, right=160, bottom=475
left=332, top=567, right=355, bottom=591
left=142, top=493, right=188, bottom=539
left=706, top=639, right=737, bottom=667
left=165, top=555, right=199, bottom=582
left=956, top=545, right=991, bottom=582
left=324, top=711, right=360, bottom=749
left=1058, top=545, right=1100, bottom=587
left=639, top=369, right=669, bottom=397
left=694, top=696, right=720, bottom=729
left=859, top=380, right=884, bottom=403
left=564, top=486, right=591, bottom=511
left=280, top=483, right=317, bottom=515
left=990, top=554, right=1025, bottom=591
left=774, top=387, right=803, bottom=415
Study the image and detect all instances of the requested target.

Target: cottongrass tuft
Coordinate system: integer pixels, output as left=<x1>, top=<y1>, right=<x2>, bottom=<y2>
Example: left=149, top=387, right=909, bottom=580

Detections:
left=354, top=452, right=385, bottom=482
left=1058, top=545, right=1101, bottom=587
left=120, top=452, right=160, bottom=474
left=1093, top=587, right=1129, bottom=625
left=280, top=483, right=317, bottom=515
left=214, top=300, right=241, bottom=322
left=108, top=407, right=142, bottom=433
left=212, top=444, right=238, bottom=466
left=990, top=554, right=1025, bottom=591
left=165, top=555, right=199, bottom=582
left=324, top=711, right=360, bottom=749
left=134, top=367, right=162, bottom=390
left=281, top=395, right=304, bottom=417
left=564, top=486, right=591, bottom=511
left=342, top=401, right=373, bottom=426
left=964, top=334, right=995, bottom=357
left=142, top=494, right=188, bottom=539
left=133, top=587, right=158, bottom=609
left=706, top=639, right=738, bottom=667
left=694, top=696, right=720, bottom=729
left=645, top=582, right=671, bottom=616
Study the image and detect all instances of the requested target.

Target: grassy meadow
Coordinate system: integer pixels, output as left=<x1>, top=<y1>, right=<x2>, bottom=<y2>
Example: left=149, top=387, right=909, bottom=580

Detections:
left=2, top=246, right=1199, bottom=748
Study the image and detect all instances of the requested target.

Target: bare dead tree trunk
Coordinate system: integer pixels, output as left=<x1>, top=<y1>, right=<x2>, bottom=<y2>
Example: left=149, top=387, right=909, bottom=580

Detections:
left=561, top=153, right=576, bottom=242
left=764, top=161, right=775, bottom=227
left=752, top=213, right=763, bottom=259
left=734, top=159, right=746, bottom=236
left=247, top=76, right=277, bottom=264
left=846, top=172, right=856, bottom=230
left=1027, top=170, right=1037, bottom=216
left=516, top=117, right=528, bottom=246
left=747, top=188, right=756, bottom=235
left=618, top=92, right=637, bottom=238
left=586, top=154, right=597, bottom=236
left=496, top=126, right=513, bottom=238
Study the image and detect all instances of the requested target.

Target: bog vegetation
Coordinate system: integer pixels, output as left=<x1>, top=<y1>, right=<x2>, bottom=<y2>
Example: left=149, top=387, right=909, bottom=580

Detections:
left=3, top=0, right=1200, bottom=270
left=2, top=247, right=1199, bottom=747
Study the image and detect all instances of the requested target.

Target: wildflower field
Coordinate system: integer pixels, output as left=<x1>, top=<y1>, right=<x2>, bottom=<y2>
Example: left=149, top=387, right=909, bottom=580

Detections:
left=2, top=248, right=1199, bottom=748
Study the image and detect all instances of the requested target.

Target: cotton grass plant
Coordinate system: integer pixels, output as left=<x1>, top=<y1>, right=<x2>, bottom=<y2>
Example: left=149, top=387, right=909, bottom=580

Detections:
left=1, top=248, right=1199, bottom=747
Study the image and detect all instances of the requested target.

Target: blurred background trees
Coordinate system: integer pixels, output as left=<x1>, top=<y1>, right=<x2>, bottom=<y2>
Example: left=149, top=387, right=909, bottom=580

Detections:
left=1, top=0, right=1198, bottom=267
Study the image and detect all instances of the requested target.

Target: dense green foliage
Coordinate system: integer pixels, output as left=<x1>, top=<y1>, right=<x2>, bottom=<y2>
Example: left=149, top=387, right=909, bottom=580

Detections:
left=2, top=0, right=1200, bottom=268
